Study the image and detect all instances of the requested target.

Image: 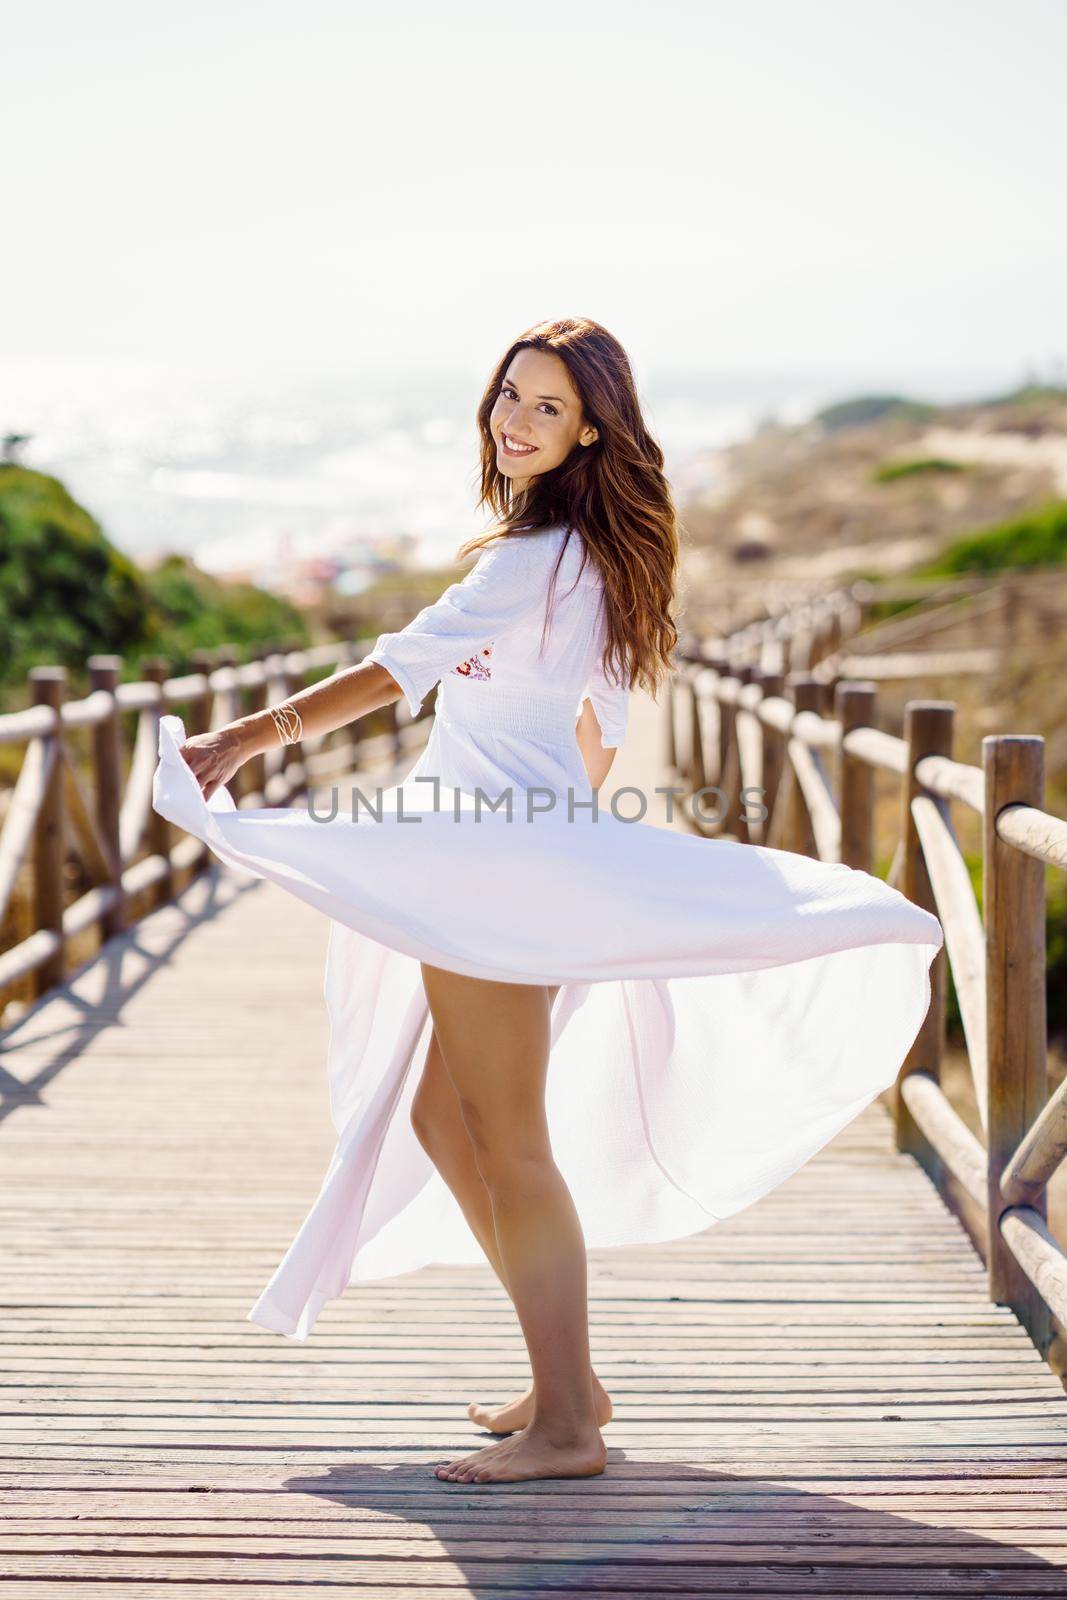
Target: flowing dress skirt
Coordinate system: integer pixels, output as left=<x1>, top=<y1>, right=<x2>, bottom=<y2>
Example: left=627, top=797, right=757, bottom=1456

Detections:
left=152, top=702, right=943, bottom=1339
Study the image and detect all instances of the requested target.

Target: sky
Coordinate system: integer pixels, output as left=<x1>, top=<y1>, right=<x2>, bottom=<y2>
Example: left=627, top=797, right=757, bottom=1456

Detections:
left=3, top=0, right=1065, bottom=391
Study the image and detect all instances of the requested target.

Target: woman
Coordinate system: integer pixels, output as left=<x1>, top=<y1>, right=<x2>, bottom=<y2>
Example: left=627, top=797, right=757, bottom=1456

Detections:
left=153, top=317, right=943, bottom=1488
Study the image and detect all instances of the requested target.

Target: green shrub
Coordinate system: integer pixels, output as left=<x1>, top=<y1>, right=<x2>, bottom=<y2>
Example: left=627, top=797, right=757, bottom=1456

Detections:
left=978, top=383, right=1067, bottom=407
left=815, top=394, right=937, bottom=432
left=0, top=466, right=310, bottom=700
left=143, top=555, right=309, bottom=668
left=872, top=457, right=967, bottom=484
left=0, top=466, right=154, bottom=684
left=916, top=501, right=1067, bottom=576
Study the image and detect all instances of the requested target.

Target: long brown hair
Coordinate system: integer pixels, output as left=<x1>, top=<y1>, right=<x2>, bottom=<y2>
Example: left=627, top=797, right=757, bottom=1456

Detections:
left=456, top=318, right=678, bottom=696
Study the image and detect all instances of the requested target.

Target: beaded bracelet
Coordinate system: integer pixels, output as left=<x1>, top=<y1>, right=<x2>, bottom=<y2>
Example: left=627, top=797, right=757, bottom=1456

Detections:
left=268, top=702, right=303, bottom=746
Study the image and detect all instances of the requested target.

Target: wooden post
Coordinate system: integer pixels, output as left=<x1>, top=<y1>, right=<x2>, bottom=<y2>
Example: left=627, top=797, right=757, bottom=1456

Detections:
left=280, top=657, right=304, bottom=794
left=715, top=671, right=742, bottom=840
left=984, top=734, right=1050, bottom=1353
left=216, top=643, right=240, bottom=722
left=756, top=670, right=784, bottom=844
left=184, top=651, right=215, bottom=868
left=784, top=675, right=820, bottom=856
left=703, top=656, right=728, bottom=788
left=140, top=658, right=173, bottom=908
left=188, top=652, right=215, bottom=738
left=88, top=655, right=125, bottom=938
left=715, top=662, right=732, bottom=805
left=664, top=671, right=677, bottom=774
left=836, top=681, right=876, bottom=875
left=894, top=701, right=953, bottom=1157
left=343, top=641, right=363, bottom=775
left=779, top=620, right=794, bottom=680
left=214, top=648, right=241, bottom=796
left=30, top=667, right=68, bottom=995
left=244, top=649, right=270, bottom=804
left=388, top=698, right=404, bottom=762
left=688, top=668, right=706, bottom=793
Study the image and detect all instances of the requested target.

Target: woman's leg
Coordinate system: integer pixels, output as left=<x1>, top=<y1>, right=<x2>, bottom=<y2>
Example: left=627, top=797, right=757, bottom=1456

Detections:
left=410, top=1013, right=612, bottom=1434
left=419, top=961, right=607, bottom=1484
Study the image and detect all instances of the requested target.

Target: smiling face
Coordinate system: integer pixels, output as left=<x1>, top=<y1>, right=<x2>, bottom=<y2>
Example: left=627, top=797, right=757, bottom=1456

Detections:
left=488, top=345, right=599, bottom=489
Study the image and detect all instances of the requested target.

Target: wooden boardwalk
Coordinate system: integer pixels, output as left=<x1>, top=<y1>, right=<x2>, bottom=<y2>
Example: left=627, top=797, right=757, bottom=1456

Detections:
left=1, top=696, right=1066, bottom=1596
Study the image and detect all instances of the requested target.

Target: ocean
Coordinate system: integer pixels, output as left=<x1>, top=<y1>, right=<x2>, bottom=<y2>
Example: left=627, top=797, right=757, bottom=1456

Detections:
left=0, top=361, right=1012, bottom=590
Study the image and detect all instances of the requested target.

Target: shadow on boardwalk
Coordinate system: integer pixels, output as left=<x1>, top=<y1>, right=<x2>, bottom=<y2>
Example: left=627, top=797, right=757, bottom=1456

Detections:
left=0, top=870, right=258, bottom=1126
left=290, top=1457, right=1067, bottom=1596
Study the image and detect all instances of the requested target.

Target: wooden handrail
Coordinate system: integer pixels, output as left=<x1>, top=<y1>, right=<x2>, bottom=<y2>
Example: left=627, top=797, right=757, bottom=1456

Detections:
left=834, top=648, right=1001, bottom=680
left=995, top=802, right=1067, bottom=871
left=840, top=725, right=908, bottom=777
left=1001, top=1077, right=1067, bottom=1209
left=899, top=1072, right=987, bottom=1209
left=787, top=739, right=840, bottom=862
left=0, top=705, right=56, bottom=746
left=910, top=794, right=987, bottom=1128
left=913, top=752, right=986, bottom=814
left=671, top=576, right=1067, bottom=1371
left=0, top=738, right=55, bottom=926
left=0, top=635, right=433, bottom=1014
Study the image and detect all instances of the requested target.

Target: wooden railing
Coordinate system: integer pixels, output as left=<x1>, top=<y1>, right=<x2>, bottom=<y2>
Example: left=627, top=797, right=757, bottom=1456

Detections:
left=0, top=639, right=432, bottom=1011
left=669, top=589, right=1067, bottom=1366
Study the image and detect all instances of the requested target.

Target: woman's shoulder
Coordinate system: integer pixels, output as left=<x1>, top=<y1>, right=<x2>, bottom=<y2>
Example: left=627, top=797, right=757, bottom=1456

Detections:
left=478, top=523, right=595, bottom=583
left=526, top=523, right=601, bottom=583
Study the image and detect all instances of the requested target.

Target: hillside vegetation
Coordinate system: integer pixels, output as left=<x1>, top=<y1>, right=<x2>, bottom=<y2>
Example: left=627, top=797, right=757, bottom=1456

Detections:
left=679, top=383, right=1067, bottom=856
left=914, top=500, right=1067, bottom=576
left=681, top=385, right=1067, bottom=587
left=0, top=467, right=309, bottom=705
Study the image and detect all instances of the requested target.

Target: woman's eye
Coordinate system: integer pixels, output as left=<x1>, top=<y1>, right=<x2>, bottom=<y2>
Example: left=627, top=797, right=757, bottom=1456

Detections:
left=498, top=385, right=555, bottom=415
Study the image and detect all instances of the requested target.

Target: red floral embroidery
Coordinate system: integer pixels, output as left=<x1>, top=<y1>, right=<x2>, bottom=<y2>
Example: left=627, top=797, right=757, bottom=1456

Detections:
left=453, top=643, right=493, bottom=681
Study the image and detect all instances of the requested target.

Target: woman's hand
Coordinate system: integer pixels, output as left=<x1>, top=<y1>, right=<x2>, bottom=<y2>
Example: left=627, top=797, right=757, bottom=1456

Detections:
left=179, top=724, right=255, bottom=803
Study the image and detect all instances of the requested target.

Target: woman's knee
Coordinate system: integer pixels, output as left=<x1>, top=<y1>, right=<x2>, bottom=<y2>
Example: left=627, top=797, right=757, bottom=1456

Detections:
left=409, top=1081, right=438, bottom=1154
left=472, top=1135, right=556, bottom=1201
left=410, top=1042, right=475, bottom=1164
left=410, top=1040, right=450, bottom=1153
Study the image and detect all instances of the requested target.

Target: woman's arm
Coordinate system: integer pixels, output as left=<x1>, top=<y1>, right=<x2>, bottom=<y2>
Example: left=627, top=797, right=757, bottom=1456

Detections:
left=179, top=660, right=404, bottom=802
left=576, top=696, right=618, bottom=791
left=178, top=532, right=554, bottom=801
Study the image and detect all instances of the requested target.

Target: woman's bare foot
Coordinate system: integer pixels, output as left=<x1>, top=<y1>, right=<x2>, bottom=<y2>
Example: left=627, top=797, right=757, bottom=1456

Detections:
left=435, top=1421, right=607, bottom=1484
left=467, top=1367, right=612, bottom=1435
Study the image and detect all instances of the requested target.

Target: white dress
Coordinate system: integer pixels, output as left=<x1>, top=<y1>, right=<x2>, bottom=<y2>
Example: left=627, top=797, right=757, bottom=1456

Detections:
left=152, top=522, right=944, bottom=1340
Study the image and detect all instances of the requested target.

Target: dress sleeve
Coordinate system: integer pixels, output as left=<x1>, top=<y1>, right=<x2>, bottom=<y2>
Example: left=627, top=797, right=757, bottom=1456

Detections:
left=362, top=534, right=553, bottom=717
left=583, top=638, right=631, bottom=750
